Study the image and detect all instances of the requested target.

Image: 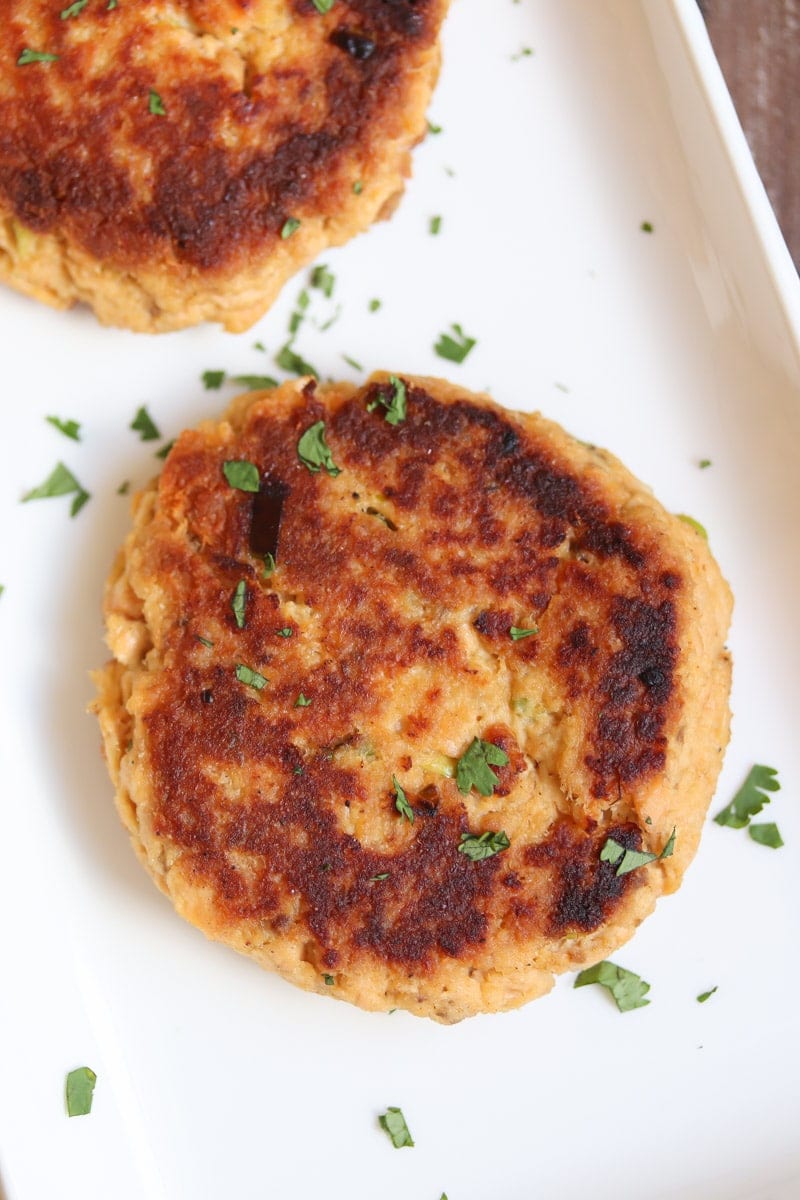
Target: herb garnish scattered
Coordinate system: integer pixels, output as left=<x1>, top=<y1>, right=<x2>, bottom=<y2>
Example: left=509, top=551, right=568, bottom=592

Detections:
left=202, top=370, right=226, bottom=390
left=262, top=552, right=277, bottom=577
left=117, top=480, right=130, bottom=495
left=148, top=89, right=166, bottom=115
left=434, top=323, right=476, bottom=364
left=65, top=1067, right=96, bottom=1117
left=223, top=459, right=260, bottom=492
left=641, top=220, right=654, bottom=233
left=371, top=873, right=389, bottom=882
left=714, top=764, right=780, bottom=829
left=600, top=827, right=676, bottom=876
left=509, top=625, right=538, bottom=640
left=46, top=415, right=81, bottom=441
left=367, top=375, right=407, bottom=426
left=677, top=514, right=708, bottom=539
left=455, top=738, right=509, bottom=796
left=155, top=439, right=174, bottom=460
left=311, top=264, right=335, bottom=298
left=22, top=462, right=90, bottom=516
left=235, top=663, right=268, bottom=690
left=297, top=421, right=341, bottom=476
left=130, top=405, right=160, bottom=442
left=276, top=343, right=319, bottom=378
left=697, top=987, right=717, bottom=1004
left=231, top=375, right=278, bottom=390
left=458, top=830, right=510, bottom=861
left=378, top=1107, right=414, bottom=1149
left=289, top=289, right=309, bottom=336
left=61, top=0, right=89, bottom=17
left=749, top=822, right=784, bottom=849
left=574, top=961, right=651, bottom=1012
left=323, top=973, right=335, bottom=985
left=699, top=459, right=712, bottom=469
left=368, top=298, right=381, bottom=313
left=312, top=0, right=335, bottom=12
left=342, top=355, right=363, bottom=372
left=353, top=180, right=363, bottom=194
left=196, top=635, right=214, bottom=649
left=281, top=217, right=301, bottom=239
left=17, top=49, right=60, bottom=65
left=231, top=580, right=247, bottom=629
left=393, top=775, right=414, bottom=822
left=295, top=693, right=311, bottom=707
left=427, top=119, right=442, bottom=134
left=276, top=627, right=293, bottom=637
left=430, top=215, right=442, bottom=235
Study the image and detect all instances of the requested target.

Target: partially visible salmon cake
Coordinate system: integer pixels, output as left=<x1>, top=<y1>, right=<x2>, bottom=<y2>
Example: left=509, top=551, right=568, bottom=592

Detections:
left=0, top=1, right=448, bottom=331
left=93, top=375, right=733, bottom=1022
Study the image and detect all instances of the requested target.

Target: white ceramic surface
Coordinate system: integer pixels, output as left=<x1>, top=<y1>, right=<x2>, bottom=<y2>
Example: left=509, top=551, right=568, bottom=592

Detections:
left=1, top=2, right=798, bottom=1197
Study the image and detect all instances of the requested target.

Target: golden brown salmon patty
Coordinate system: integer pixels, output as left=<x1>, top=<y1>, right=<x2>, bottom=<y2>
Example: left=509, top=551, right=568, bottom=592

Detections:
left=94, top=375, right=732, bottom=1022
left=0, top=1, right=447, bottom=332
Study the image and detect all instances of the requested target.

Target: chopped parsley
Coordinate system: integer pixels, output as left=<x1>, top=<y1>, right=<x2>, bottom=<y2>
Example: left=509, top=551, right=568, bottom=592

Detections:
left=202, top=370, right=226, bottom=390
left=427, top=119, right=442, bottom=134
left=311, top=264, right=335, bottom=298
left=342, top=355, right=363, bottom=372
left=117, top=480, right=130, bottom=495
left=677, top=514, right=708, bottom=539
left=641, top=220, right=654, bottom=233
left=511, top=46, right=534, bottom=60
left=262, top=552, right=277, bottom=577
left=130, top=405, right=160, bottom=442
left=697, top=987, right=718, bottom=1004
left=276, top=627, right=293, bottom=637
left=235, top=663, right=268, bottom=690
left=148, top=89, right=166, bottom=116
left=393, top=775, right=413, bottom=823
left=323, top=973, right=335, bottom=985
left=297, top=421, right=341, bottom=476
left=231, top=580, right=247, bottom=629
left=353, top=180, right=363, bottom=194
left=46, top=415, right=81, bottom=441
left=699, top=459, right=712, bottom=469
left=374, top=375, right=407, bottom=425
left=458, top=830, right=510, bottom=861
left=22, top=461, right=90, bottom=516
left=17, top=49, right=60, bottom=65
left=65, top=1067, right=96, bottom=1117
left=378, top=1107, right=414, bottom=1149
left=289, top=289, right=310, bottom=336
left=312, top=0, right=335, bottom=12
left=455, top=738, right=509, bottom=796
left=196, top=635, right=214, bottom=649
left=61, top=0, right=89, bottom=16
left=295, top=693, right=311, bottom=707
left=281, top=217, right=301, bottom=239
left=231, top=374, right=278, bottom=390
left=429, top=215, right=442, bottom=235
left=223, top=459, right=260, bottom=492
left=749, top=822, right=784, bottom=849
left=370, top=872, right=389, bottom=882
left=600, top=827, right=676, bottom=876
left=574, top=961, right=650, bottom=1012
left=368, top=298, right=381, bottom=313
left=510, top=625, right=538, bottom=640
left=276, top=343, right=319, bottom=378
left=434, top=323, right=476, bottom=364
left=714, top=764, right=780, bottom=829
left=155, top=439, right=174, bottom=460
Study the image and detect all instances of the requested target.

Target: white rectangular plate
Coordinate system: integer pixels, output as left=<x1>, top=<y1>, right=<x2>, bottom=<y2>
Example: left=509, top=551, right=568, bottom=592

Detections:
left=1, top=2, right=799, bottom=1197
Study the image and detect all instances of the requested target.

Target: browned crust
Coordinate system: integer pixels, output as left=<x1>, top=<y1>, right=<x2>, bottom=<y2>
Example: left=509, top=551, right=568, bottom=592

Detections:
left=0, top=1, right=448, bottom=329
left=94, top=375, right=733, bottom=1020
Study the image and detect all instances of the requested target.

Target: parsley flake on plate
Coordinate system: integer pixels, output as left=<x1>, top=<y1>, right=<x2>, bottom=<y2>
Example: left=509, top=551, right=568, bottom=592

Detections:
left=297, top=421, right=341, bottom=476
left=393, top=775, right=413, bottom=822
left=235, top=663, right=268, bottom=690
left=311, top=264, right=335, bottom=298
left=641, top=220, right=654, bottom=233
left=148, top=89, right=166, bottom=116
left=130, top=405, right=160, bottom=442
left=368, top=298, right=381, bottom=313
left=697, top=987, right=718, bottom=1004
left=312, top=0, right=335, bottom=13
left=17, top=48, right=60, bottom=65
left=46, top=415, right=81, bottom=441
left=342, top=354, right=363, bottom=372
left=510, top=625, right=538, bottom=640
left=458, top=830, right=510, bottom=861
left=295, top=693, right=311, bottom=707
left=714, top=764, right=779, bottom=829
left=276, top=343, right=319, bottom=378
left=202, top=370, right=226, bottom=390
left=155, top=439, right=174, bottom=460
left=749, top=822, right=784, bottom=849
left=61, top=0, right=89, bottom=16
left=574, top=960, right=650, bottom=1012
left=22, top=461, right=90, bottom=516
left=231, top=580, right=247, bottom=629
left=323, top=973, right=335, bottom=985
left=430, top=215, right=442, bottom=235
left=455, top=737, right=509, bottom=796
left=281, top=217, right=301, bottom=239
left=223, top=459, right=260, bottom=492
left=677, top=513, right=708, bottom=539
left=434, top=322, right=476, bottom=364
left=117, top=480, right=130, bottom=495
left=231, top=374, right=278, bottom=391
left=65, top=1066, right=96, bottom=1117
left=378, top=1107, right=414, bottom=1149
left=600, top=827, right=676, bottom=876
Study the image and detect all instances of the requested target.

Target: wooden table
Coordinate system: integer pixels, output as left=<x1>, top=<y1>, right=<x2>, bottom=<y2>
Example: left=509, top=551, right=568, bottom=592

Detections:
left=701, top=0, right=800, bottom=269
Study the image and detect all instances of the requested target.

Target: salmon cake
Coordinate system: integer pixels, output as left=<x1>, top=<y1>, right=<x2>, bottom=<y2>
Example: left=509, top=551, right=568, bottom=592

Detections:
left=0, top=1, right=448, bottom=332
left=93, top=375, right=732, bottom=1022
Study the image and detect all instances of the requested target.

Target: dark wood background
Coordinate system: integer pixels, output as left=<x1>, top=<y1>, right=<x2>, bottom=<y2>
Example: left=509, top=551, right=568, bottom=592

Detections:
left=701, top=0, right=799, bottom=269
